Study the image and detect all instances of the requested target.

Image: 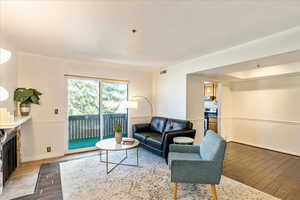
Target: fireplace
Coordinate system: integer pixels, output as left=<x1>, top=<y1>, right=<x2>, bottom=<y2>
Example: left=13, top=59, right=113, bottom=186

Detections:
left=1, top=129, right=17, bottom=187
left=0, top=116, right=31, bottom=193
left=2, top=131, right=17, bottom=185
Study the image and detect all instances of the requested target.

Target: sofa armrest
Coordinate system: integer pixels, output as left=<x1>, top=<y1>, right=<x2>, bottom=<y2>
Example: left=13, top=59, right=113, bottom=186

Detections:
left=132, top=123, right=150, bottom=133
left=169, top=144, right=200, bottom=153
left=169, top=159, right=221, bottom=184
left=162, top=129, right=196, bottom=161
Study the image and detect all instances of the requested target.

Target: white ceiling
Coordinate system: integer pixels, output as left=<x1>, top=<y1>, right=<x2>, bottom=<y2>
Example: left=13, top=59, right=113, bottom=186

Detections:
left=196, top=50, right=300, bottom=81
left=227, top=63, right=300, bottom=79
left=1, top=0, right=300, bottom=69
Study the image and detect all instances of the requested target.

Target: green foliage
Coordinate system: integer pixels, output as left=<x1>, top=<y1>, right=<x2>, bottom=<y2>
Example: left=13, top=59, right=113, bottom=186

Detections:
left=113, top=124, right=122, bottom=133
left=102, top=82, right=127, bottom=114
left=14, top=88, right=42, bottom=104
left=68, top=79, right=127, bottom=115
left=68, top=79, right=99, bottom=115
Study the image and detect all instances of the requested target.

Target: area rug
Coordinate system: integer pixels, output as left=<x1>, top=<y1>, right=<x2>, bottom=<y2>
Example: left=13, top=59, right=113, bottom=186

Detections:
left=0, top=165, right=40, bottom=200
left=60, top=148, right=279, bottom=200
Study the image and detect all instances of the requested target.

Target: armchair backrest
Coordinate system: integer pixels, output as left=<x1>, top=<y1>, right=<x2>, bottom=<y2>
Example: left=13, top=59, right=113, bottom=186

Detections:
left=200, top=130, right=226, bottom=168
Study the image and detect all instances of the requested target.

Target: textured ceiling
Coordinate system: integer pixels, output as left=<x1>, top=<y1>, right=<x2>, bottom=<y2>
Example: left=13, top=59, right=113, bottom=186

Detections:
left=1, top=0, right=300, bottom=69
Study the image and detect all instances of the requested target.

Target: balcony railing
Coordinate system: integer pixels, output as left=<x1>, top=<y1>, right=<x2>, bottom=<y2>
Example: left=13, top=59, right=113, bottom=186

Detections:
left=68, top=113, right=128, bottom=141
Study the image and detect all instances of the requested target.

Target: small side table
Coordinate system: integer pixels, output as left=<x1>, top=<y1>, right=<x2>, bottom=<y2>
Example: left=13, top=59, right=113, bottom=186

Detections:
left=173, top=136, right=194, bottom=145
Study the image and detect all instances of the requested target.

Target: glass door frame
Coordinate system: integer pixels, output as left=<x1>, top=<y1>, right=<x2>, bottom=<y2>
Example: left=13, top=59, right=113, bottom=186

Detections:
left=65, top=76, right=128, bottom=154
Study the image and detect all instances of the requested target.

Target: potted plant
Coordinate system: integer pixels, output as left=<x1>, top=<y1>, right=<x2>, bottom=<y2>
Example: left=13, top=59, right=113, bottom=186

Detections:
left=113, top=124, right=123, bottom=144
left=14, top=88, right=42, bottom=116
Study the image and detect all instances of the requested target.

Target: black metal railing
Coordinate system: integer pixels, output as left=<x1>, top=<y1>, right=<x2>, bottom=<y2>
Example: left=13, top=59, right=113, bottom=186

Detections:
left=68, top=113, right=128, bottom=141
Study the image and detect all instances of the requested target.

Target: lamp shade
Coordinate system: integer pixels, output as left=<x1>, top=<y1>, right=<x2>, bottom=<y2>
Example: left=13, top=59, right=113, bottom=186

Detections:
left=0, top=48, right=12, bottom=64
left=0, top=87, right=9, bottom=101
left=121, top=100, right=138, bottom=109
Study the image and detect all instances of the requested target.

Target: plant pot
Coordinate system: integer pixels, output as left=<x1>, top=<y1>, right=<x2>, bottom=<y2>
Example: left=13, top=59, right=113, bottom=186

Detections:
left=20, top=103, right=31, bottom=116
left=115, top=132, right=123, bottom=144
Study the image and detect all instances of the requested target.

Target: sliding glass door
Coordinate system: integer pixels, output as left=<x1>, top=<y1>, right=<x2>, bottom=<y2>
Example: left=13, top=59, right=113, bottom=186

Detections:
left=67, top=78, right=128, bottom=151
left=102, top=82, right=128, bottom=139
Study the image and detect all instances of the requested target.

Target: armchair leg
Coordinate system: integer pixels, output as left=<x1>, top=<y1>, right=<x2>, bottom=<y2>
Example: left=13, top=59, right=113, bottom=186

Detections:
left=210, top=184, right=218, bottom=200
left=173, top=183, right=177, bottom=200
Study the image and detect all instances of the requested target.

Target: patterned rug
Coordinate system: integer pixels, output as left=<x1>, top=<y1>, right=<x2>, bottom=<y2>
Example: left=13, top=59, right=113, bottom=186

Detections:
left=60, top=148, right=279, bottom=200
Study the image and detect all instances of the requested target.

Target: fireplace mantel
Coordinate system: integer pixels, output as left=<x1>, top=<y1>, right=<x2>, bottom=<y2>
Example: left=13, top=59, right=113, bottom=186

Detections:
left=0, top=116, right=31, bottom=130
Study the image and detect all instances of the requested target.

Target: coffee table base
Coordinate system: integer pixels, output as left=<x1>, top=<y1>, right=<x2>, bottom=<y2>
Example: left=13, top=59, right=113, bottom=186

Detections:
left=99, top=148, right=139, bottom=174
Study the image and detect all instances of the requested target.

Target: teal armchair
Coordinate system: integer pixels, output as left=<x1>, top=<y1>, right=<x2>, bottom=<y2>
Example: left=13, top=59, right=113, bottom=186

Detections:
left=168, top=130, right=227, bottom=200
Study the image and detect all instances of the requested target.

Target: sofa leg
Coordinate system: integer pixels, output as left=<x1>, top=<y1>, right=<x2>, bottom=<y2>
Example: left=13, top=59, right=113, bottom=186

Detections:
left=210, top=184, right=218, bottom=200
left=173, top=183, right=177, bottom=200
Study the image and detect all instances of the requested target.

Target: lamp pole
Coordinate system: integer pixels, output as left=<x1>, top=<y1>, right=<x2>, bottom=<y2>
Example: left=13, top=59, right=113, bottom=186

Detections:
left=132, top=96, right=153, bottom=117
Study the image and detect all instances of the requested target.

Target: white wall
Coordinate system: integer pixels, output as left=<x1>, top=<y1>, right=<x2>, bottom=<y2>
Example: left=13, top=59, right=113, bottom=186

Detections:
left=229, top=75, right=300, bottom=156
left=155, top=26, right=300, bottom=125
left=17, top=53, right=153, bottom=162
left=154, top=66, right=187, bottom=119
left=186, top=75, right=204, bottom=144
left=218, top=83, right=232, bottom=141
left=0, top=35, right=17, bottom=113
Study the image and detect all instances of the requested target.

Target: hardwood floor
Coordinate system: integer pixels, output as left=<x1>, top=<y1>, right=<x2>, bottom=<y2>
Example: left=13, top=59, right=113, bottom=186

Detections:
left=13, top=151, right=99, bottom=200
left=13, top=142, right=300, bottom=200
left=223, top=142, right=300, bottom=200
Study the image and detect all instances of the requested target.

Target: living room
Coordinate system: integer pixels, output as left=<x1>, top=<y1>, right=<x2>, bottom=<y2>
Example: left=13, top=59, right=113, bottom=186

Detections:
left=1, top=1, right=300, bottom=200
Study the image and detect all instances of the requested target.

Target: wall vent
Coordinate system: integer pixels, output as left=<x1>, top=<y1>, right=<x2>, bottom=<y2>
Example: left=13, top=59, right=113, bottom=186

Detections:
left=160, top=69, right=167, bottom=75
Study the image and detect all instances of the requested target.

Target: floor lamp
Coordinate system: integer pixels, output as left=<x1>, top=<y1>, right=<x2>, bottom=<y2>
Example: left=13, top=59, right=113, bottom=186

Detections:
left=129, top=96, right=153, bottom=117
left=124, top=96, right=153, bottom=137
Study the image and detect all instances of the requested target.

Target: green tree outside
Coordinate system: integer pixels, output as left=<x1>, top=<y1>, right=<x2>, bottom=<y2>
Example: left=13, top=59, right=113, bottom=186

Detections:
left=68, top=79, right=127, bottom=115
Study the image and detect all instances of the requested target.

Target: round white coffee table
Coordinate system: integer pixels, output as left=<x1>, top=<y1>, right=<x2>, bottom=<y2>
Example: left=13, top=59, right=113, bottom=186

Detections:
left=173, top=136, right=194, bottom=144
left=96, top=138, right=140, bottom=174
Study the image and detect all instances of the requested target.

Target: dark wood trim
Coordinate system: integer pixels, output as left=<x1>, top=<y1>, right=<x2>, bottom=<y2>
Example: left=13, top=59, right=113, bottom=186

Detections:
left=64, top=74, right=129, bottom=83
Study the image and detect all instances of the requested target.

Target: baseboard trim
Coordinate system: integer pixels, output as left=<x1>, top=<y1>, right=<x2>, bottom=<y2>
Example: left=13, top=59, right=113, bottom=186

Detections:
left=22, top=152, right=64, bottom=163
left=65, top=148, right=98, bottom=156
left=228, top=140, right=300, bottom=157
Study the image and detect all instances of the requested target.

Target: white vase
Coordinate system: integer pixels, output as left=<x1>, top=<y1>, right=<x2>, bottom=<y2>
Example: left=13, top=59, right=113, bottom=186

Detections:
left=20, top=103, right=31, bottom=116
left=115, top=132, right=123, bottom=144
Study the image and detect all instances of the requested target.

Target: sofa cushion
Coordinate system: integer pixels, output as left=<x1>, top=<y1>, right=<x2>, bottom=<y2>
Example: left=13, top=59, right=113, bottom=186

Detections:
left=133, top=132, right=158, bottom=143
left=164, top=118, right=193, bottom=132
left=145, top=133, right=163, bottom=149
left=150, top=117, right=168, bottom=134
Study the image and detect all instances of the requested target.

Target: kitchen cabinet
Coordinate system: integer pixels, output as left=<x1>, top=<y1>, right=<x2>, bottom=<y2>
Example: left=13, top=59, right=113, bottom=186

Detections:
left=204, top=112, right=218, bottom=133
left=204, top=83, right=217, bottom=98
left=208, top=117, right=217, bottom=132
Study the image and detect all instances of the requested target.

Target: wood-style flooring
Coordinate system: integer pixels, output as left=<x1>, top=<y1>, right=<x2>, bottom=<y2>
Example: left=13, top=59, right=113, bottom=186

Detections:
left=13, top=142, right=300, bottom=200
left=224, top=142, right=300, bottom=200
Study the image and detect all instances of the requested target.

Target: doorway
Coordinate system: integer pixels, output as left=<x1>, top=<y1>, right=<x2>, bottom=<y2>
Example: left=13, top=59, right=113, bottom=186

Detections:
left=204, top=81, right=219, bottom=133
left=67, top=77, right=128, bottom=151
